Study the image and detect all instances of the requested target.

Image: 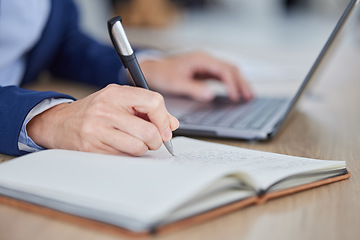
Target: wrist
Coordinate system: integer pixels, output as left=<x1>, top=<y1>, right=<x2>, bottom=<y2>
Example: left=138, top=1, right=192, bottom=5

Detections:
left=27, top=103, right=69, bottom=149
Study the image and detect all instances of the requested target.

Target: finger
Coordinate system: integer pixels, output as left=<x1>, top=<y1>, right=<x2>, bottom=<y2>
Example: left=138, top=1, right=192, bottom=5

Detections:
left=231, top=67, right=254, bottom=101
left=168, top=113, right=180, bottom=131
left=77, top=134, right=129, bottom=155
left=187, top=56, right=241, bottom=102
left=190, top=53, right=253, bottom=102
left=216, top=67, right=241, bottom=102
left=118, top=87, right=174, bottom=141
left=77, top=113, right=154, bottom=156
left=175, top=80, right=216, bottom=102
left=86, top=141, right=128, bottom=156
left=106, top=110, right=163, bottom=151
left=99, top=126, right=150, bottom=156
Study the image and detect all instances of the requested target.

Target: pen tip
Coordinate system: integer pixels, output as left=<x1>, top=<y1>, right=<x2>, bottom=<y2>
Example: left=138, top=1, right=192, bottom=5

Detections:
left=163, top=140, right=175, bottom=157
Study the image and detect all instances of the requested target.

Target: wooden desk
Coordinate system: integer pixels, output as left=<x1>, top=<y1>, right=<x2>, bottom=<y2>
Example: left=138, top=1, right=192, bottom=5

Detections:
left=0, top=46, right=359, bottom=240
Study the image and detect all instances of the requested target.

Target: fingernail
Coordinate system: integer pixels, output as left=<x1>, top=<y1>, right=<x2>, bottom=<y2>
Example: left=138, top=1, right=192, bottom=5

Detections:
left=163, top=127, right=172, bottom=141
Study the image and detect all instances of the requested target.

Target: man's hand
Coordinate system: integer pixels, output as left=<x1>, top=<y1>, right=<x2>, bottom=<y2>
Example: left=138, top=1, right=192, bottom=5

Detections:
left=27, top=84, right=179, bottom=156
left=140, top=51, right=253, bottom=102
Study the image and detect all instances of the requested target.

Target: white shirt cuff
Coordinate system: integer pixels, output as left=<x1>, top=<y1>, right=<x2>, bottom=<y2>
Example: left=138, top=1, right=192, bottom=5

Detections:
left=18, top=98, right=74, bottom=152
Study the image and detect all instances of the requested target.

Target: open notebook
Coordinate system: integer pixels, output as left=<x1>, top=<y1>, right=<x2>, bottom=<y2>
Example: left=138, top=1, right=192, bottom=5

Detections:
left=0, top=137, right=349, bottom=236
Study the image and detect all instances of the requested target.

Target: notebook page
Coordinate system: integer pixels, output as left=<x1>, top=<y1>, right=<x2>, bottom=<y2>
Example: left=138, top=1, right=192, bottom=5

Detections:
left=147, top=137, right=346, bottom=190
left=0, top=147, right=240, bottom=229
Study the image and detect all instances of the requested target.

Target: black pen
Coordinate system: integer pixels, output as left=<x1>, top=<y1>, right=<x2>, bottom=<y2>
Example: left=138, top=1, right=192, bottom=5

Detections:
left=107, top=16, right=174, bottom=156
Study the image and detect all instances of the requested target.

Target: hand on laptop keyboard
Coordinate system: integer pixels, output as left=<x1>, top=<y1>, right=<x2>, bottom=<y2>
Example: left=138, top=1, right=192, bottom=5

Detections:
left=140, top=51, right=254, bottom=103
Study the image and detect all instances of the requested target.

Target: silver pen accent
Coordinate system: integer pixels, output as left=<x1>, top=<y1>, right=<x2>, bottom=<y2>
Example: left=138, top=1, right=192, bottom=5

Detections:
left=108, top=16, right=174, bottom=156
left=163, top=140, right=174, bottom=156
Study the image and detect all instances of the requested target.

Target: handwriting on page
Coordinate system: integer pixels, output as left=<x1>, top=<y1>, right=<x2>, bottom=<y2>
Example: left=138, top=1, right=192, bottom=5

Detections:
left=145, top=138, right=342, bottom=190
left=153, top=146, right=328, bottom=174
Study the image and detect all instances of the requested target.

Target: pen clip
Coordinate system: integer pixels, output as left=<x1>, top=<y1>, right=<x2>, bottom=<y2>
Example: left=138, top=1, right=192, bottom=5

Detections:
left=107, top=16, right=130, bottom=68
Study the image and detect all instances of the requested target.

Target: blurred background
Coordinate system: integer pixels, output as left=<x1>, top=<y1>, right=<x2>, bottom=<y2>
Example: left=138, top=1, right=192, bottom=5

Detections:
left=72, top=0, right=359, bottom=96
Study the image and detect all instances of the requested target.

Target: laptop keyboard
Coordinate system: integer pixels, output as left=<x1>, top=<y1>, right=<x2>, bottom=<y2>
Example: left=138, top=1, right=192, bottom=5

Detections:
left=178, top=98, right=287, bottom=130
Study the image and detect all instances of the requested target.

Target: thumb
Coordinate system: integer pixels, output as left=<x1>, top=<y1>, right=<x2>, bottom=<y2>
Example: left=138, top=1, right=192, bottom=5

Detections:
left=178, top=81, right=216, bottom=102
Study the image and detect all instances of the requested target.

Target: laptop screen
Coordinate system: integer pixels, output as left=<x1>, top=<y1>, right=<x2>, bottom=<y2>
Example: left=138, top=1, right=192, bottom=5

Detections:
left=271, top=0, right=358, bottom=137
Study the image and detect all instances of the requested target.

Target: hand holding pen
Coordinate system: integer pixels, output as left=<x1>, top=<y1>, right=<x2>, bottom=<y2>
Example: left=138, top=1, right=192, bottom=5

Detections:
left=108, top=16, right=176, bottom=156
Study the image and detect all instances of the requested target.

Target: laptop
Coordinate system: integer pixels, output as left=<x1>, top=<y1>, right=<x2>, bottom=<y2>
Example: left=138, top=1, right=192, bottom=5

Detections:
left=165, top=0, right=358, bottom=140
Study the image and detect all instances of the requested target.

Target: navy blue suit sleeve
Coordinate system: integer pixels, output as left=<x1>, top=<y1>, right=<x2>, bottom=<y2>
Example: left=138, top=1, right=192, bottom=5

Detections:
left=47, top=0, right=131, bottom=87
left=0, top=86, right=75, bottom=156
